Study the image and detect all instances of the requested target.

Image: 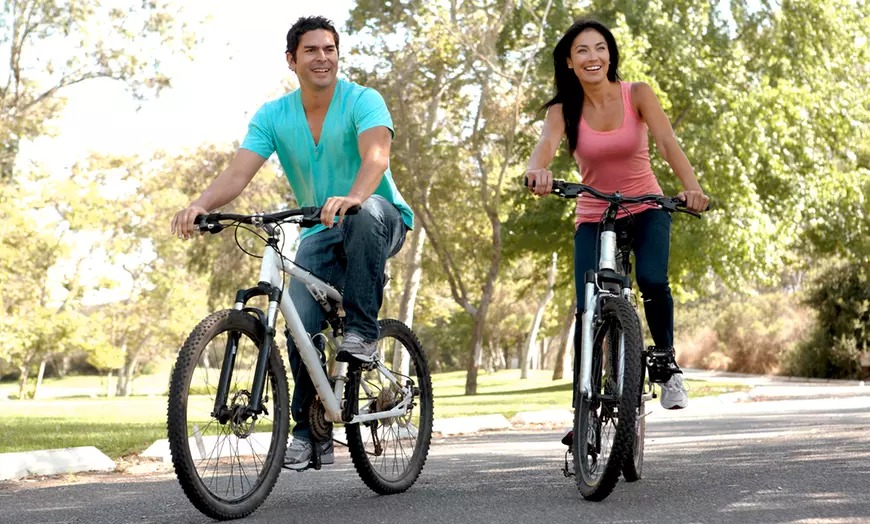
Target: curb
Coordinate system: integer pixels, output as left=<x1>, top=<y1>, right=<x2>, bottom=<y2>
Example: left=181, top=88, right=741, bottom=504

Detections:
left=0, top=447, right=115, bottom=481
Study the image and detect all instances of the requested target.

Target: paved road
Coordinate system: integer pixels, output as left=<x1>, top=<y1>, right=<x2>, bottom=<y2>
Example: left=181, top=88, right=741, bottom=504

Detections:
left=2, top=396, right=869, bottom=524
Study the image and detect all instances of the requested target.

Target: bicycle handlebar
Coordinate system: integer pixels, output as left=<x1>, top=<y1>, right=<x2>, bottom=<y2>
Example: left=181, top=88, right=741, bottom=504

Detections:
left=523, top=176, right=709, bottom=218
left=194, top=205, right=361, bottom=234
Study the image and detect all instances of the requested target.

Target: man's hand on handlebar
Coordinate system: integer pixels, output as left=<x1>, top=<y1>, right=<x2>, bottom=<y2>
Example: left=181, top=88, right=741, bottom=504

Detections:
left=676, top=190, right=710, bottom=214
left=320, top=195, right=363, bottom=228
left=524, top=168, right=554, bottom=196
left=171, top=204, right=209, bottom=240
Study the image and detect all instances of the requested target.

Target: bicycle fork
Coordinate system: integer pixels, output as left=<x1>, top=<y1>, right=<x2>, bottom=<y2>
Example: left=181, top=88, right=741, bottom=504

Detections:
left=211, top=284, right=282, bottom=423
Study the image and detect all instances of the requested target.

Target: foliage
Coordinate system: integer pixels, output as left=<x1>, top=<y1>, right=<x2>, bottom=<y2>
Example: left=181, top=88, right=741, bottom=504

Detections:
left=785, top=260, right=870, bottom=379
left=708, top=293, right=813, bottom=374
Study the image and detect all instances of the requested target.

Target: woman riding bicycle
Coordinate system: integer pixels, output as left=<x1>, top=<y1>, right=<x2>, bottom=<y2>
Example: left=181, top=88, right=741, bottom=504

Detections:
left=524, top=19, right=709, bottom=410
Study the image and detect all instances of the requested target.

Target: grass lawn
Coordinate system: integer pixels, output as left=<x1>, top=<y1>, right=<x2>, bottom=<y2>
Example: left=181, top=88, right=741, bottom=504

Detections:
left=0, top=369, right=748, bottom=459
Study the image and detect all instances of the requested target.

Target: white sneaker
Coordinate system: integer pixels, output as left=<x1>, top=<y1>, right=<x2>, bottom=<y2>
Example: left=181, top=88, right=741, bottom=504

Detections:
left=336, top=332, right=378, bottom=363
left=283, top=437, right=334, bottom=470
left=660, top=373, right=688, bottom=409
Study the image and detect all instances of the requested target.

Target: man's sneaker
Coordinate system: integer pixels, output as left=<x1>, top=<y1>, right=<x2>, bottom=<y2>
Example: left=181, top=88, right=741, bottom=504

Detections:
left=336, top=332, right=378, bottom=363
left=660, top=373, right=689, bottom=409
left=283, top=437, right=334, bottom=471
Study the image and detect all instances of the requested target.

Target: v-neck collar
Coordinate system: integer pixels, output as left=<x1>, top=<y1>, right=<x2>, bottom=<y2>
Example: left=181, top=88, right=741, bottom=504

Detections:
left=297, top=81, right=341, bottom=150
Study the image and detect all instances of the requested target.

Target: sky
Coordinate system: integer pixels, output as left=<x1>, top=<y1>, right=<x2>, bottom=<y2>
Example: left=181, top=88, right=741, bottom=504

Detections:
left=18, top=1, right=356, bottom=173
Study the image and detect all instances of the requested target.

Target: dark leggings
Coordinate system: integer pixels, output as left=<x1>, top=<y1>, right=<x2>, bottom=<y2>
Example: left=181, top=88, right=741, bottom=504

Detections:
left=573, top=208, right=674, bottom=348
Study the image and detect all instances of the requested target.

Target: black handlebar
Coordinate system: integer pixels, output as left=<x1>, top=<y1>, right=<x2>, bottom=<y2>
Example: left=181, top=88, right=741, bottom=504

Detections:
left=522, top=176, right=710, bottom=218
left=194, top=205, right=361, bottom=234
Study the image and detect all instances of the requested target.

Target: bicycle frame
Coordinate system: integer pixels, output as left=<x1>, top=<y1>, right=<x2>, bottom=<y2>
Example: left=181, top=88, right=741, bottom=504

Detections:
left=578, top=204, right=629, bottom=401
left=215, top=227, right=413, bottom=426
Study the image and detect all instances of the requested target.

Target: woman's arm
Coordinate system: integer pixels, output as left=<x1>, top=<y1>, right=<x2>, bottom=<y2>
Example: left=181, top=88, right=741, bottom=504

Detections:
left=525, top=104, right=566, bottom=196
left=633, top=82, right=709, bottom=212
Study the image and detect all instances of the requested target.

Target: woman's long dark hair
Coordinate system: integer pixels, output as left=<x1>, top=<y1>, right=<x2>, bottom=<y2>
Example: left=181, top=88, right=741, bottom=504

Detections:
left=544, top=19, right=621, bottom=154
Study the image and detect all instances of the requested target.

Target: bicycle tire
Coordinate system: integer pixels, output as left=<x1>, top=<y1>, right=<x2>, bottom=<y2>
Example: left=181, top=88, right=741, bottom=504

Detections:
left=622, top=354, right=647, bottom=482
left=344, top=319, right=433, bottom=494
left=167, top=309, right=289, bottom=520
left=574, top=298, right=642, bottom=501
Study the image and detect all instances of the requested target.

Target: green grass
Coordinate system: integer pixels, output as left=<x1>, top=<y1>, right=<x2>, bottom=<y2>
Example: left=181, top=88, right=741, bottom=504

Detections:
left=0, top=370, right=749, bottom=459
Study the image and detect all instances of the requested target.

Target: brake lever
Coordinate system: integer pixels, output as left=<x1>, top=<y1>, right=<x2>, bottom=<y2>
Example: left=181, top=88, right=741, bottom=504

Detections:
left=668, top=197, right=704, bottom=218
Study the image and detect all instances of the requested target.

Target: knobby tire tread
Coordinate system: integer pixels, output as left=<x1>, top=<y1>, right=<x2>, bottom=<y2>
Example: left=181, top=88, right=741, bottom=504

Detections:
left=167, top=309, right=289, bottom=520
left=574, top=298, right=642, bottom=501
left=345, top=319, right=433, bottom=494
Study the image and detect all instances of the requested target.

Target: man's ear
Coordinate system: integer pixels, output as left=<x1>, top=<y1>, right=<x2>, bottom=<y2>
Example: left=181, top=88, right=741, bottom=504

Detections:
left=286, top=51, right=296, bottom=71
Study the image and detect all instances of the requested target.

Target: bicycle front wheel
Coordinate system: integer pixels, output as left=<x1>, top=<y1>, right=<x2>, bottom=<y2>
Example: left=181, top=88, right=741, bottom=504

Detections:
left=622, top=356, right=650, bottom=482
left=344, top=319, right=433, bottom=494
left=167, top=309, right=289, bottom=520
left=574, top=297, right=642, bottom=501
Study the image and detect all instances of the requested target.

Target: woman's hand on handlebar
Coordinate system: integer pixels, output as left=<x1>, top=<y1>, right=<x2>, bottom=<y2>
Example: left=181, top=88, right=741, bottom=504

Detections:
left=524, top=168, right=553, bottom=196
left=171, top=204, right=209, bottom=240
left=677, top=189, right=710, bottom=213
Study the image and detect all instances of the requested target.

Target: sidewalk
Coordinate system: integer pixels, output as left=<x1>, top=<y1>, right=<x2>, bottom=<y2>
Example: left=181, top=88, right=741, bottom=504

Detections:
left=2, top=369, right=869, bottom=481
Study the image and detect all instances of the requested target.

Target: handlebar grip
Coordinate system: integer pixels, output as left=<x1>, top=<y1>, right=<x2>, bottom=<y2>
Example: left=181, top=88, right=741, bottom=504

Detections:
left=194, top=214, right=224, bottom=234
left=299, top=204, right=363, bottom=228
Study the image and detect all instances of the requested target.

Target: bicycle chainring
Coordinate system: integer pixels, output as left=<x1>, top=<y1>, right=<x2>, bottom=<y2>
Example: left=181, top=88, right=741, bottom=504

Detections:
left=309, top=396, right=334, bottom=441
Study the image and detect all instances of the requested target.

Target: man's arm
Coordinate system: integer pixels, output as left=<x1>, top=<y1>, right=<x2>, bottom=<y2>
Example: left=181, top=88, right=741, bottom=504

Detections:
left=319, top=126, right=392, bottom=227
left=170, top=149, right=268, bottom=239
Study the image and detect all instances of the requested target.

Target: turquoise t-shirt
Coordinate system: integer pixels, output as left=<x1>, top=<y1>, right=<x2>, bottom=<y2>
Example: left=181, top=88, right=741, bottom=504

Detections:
left=241, top=78, right=414, bottom=239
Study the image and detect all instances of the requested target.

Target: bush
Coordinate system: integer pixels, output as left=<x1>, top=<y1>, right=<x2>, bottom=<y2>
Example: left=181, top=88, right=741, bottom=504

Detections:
left=784, top=261, right=870, bottom=379
left=711, top=294, right=813, bottom=374
left=675, top=293, right=813, bottom=374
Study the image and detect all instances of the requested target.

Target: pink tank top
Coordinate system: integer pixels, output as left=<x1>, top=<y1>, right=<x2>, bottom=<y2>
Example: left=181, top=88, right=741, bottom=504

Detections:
left=573, top=81, right=662, bottom=225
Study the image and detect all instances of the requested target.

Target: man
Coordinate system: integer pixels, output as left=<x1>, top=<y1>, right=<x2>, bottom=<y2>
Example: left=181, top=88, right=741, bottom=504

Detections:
left=170, top=16, right=413, bottom=470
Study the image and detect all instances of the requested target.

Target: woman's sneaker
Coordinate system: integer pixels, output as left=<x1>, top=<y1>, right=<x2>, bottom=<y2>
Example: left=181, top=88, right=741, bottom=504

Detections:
left=660, top=373, right=688, bottom=409
left=647, top=346, right=688, bottom=409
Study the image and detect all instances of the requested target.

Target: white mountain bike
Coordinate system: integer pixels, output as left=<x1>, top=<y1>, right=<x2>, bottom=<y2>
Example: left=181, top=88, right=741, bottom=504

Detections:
left=166, top=206, right=433, bottom=520
left=528, top=177, right=703, bottom=501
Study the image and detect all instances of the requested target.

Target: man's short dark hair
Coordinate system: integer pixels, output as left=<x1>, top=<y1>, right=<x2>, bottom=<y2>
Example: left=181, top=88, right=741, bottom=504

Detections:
left=286, top=16, right=340, bottom=59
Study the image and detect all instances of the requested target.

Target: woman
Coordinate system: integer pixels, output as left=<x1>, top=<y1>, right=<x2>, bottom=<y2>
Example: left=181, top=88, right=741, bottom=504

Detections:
left=525, top=19, right=709, bottom=410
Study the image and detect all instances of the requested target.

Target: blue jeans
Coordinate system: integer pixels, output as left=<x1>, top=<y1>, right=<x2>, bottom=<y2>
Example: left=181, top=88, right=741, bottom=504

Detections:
left=573, top=208, right=674, bottom=348
left=286, top=195, right=408, bottom=439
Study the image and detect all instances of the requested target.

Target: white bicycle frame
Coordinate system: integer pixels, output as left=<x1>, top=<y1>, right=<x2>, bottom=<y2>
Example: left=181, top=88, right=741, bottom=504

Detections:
left=578, top=229, right=628, bottom=400
left=238, top=228, right=413, bottom=425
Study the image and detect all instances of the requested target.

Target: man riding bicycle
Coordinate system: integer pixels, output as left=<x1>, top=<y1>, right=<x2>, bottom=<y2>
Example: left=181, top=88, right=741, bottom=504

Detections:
left=170, top=15, right=413, bottom=470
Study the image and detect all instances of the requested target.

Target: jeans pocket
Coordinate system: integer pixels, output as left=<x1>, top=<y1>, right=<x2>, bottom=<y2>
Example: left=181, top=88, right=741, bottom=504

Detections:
left=388, top=225, right=410, bottom=258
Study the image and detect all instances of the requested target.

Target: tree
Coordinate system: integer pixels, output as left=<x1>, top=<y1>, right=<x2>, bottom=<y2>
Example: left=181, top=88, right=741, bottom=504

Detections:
left=1, top=0, right=198, bottom=178
left=349, top=0, right=560, bottom=394
left=62, top=145, right=288, bottom=395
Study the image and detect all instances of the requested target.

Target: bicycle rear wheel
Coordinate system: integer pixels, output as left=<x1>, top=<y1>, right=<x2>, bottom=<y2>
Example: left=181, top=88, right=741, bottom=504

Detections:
left=344, top=319, right=433, bottom=494
left=574, top=298, right=642, bottom=501
left=167, top=309, right=289, bottom=520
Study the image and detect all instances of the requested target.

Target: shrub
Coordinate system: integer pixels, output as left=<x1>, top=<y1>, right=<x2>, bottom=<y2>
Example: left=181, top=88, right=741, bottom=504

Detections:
left=784, top=261, right=870, bottom=379
left=674, top=293, right=813, bottom=374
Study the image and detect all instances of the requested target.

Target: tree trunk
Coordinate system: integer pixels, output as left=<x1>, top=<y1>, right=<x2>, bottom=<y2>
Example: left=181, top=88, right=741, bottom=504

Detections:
left=465, top=301, right=492, bottom=395
left=393, top=228, right=426, bottom=376
left=17, top=365, right=30, bottom=400
left=32, top=359, right=47, bottom=400
left=116, top=356, right=138, bottom=397
left=552, top=299, right=577, bottom=380
left=106, top=370, right=114, bottom=398
left=521, top=253, right=558, bottom=378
